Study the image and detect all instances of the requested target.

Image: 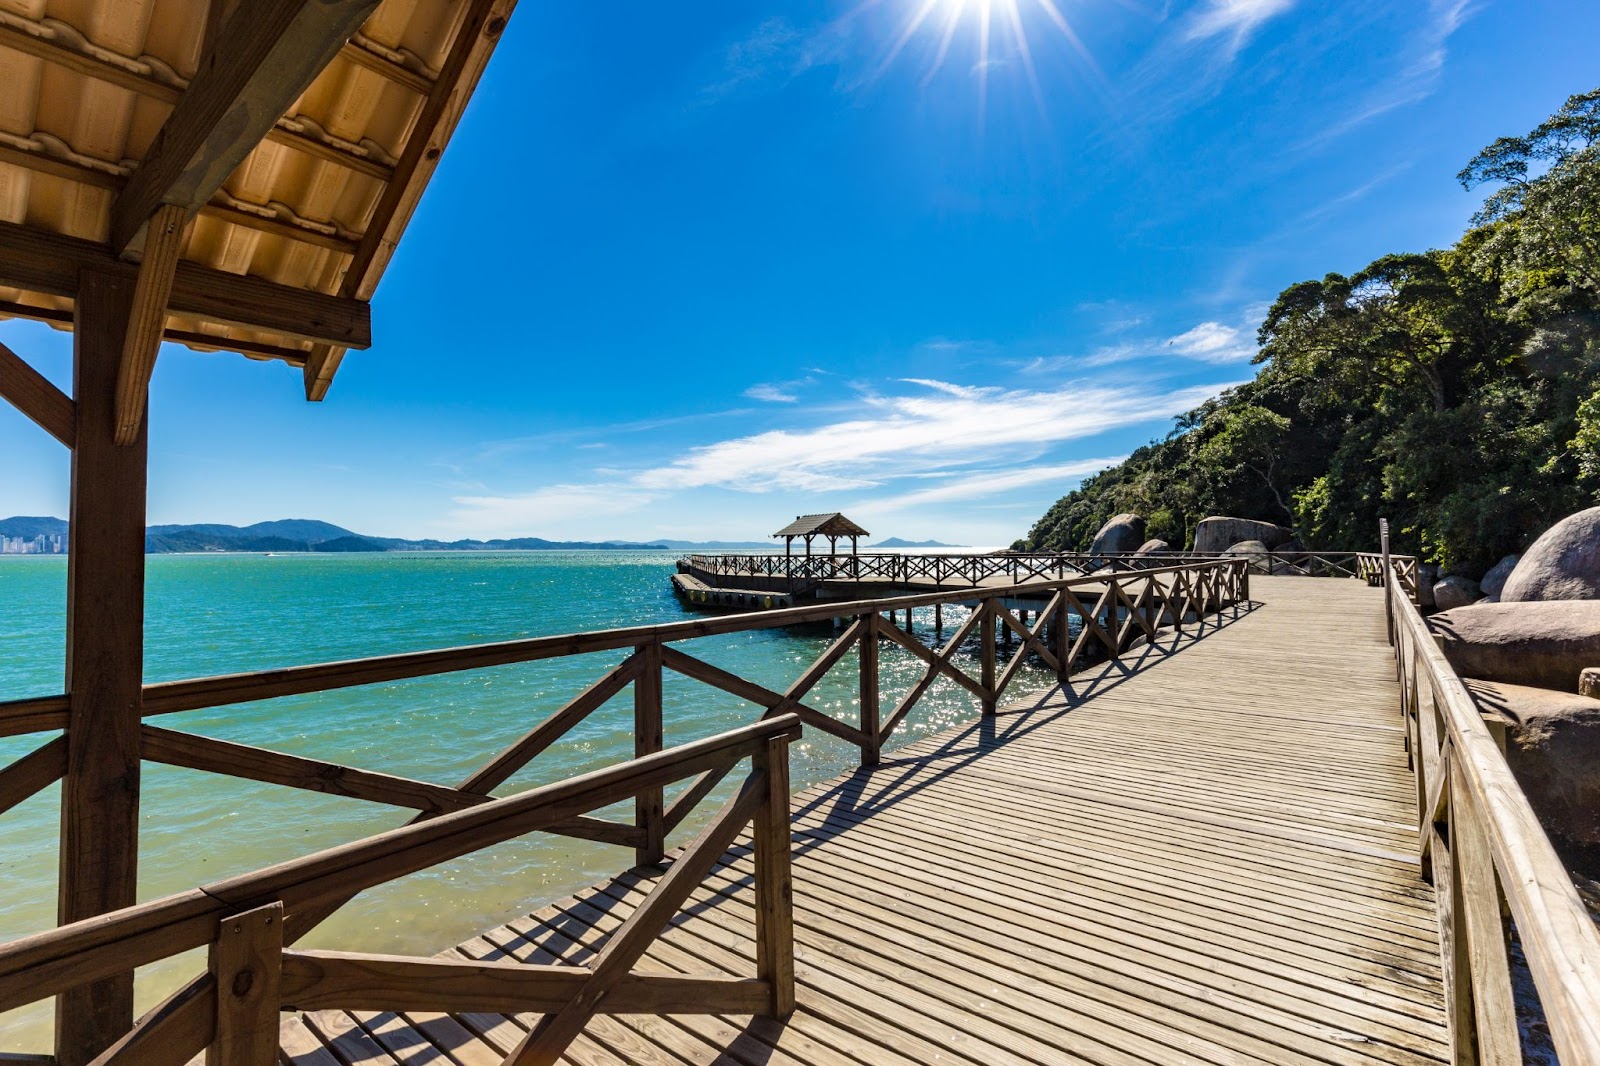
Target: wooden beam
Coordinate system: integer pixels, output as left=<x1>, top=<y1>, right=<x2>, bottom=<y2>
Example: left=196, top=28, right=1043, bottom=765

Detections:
left=113, top=204, right=186, bottom=445
left=304, top=0, right=515, bottom=401
left=57, top=268, right=148, bottom=1066
left=0, top=301, right=312, bottom=367
left=278, top=951, right=769, bottom=1014
left=109, top=0, right=383, bottom=256
left=0, top=340, right=75, bottom=447
left=0, top=219, right=370, bottom=349
left=0, top=736, right=67, bottom=817
left=207, top=903, right=282, bottom=1066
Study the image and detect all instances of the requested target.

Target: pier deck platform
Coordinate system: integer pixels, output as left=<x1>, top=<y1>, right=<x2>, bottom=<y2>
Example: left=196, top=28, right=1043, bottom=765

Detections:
left=286, top=576, right=1449, bottom=1065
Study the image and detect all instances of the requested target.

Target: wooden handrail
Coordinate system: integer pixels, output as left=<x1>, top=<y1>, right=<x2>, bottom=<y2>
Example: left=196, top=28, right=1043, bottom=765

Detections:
left=0, top=715, right=798, bottom=1013
left=1385, top=560, right=1600, bottom=1063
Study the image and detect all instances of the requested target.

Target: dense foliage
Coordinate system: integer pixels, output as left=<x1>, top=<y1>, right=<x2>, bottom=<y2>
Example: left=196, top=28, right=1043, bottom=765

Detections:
left=1017, top=90, right=1600, bottom=578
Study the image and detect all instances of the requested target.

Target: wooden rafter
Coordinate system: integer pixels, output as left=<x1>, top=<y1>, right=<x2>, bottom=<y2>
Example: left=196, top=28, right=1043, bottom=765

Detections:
left=112, top=204, right=187, bottom=445
left=304, top=0, right=516, bottom=400
left=109, top=0, right=384, bottom=256
left=0, top=340, right=75, bottom=447
left=0, top=219, right=369, bottom=349
left=0, top=21, right=395, bottom=184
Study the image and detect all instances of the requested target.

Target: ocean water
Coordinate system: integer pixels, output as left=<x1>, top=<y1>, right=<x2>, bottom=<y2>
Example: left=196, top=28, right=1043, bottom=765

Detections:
left=0, top=550, right=1048, bottom=1049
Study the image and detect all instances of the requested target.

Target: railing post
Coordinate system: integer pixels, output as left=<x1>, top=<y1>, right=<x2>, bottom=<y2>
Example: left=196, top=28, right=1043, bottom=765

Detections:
left=752, top=736, right=795, bottom=1017
left=1053, top=589, right=1071, bottom=682
left=858, top=613, right=880, bottom=765
left=635, top=641, right=665, bottom=866
left=981, top=600, right=998, bottom=715
left=1380, top=518, right=1395, bottom=647
left=207, top=901, right=283, bottom=1066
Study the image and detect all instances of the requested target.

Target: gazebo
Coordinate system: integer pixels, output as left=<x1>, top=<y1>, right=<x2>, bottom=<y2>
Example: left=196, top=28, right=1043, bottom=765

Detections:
left=0, top=2, right=516, bottom=1060
left=772, top=512, right=870, bottom=561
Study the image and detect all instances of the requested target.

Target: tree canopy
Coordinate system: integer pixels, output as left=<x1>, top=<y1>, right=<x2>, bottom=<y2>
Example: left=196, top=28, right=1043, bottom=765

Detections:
left=1017, top=88, right=1600, bottom=578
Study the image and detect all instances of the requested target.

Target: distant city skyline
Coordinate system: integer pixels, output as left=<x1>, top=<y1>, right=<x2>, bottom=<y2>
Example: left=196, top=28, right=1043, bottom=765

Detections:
left=3, top=1, right=1596, bottom=545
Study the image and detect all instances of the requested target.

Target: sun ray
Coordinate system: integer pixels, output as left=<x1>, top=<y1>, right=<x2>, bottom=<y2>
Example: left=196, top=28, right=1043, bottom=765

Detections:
left=1032, top=0, right=1103, bottom=76
left=922, top=0, right=968, bottom=87
left=976, top=0, right=992, bottom=128
left=874, top=0, right=943, bottom=82
left=1002, top=0, right=1049, bottom=121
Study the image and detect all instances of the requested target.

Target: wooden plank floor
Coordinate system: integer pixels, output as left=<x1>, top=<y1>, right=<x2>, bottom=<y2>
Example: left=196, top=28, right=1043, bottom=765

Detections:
left=287, top=576, right=1449, bottom=1066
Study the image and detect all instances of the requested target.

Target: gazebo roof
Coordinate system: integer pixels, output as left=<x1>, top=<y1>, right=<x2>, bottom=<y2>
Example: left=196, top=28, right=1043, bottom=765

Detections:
left=0, top=0, right=514, bottom=401
left=771, top=513, right=870, bottom=539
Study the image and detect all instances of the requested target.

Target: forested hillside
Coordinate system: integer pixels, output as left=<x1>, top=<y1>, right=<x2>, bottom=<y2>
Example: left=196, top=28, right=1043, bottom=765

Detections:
left=1017, top=90, right=1600, bottom=578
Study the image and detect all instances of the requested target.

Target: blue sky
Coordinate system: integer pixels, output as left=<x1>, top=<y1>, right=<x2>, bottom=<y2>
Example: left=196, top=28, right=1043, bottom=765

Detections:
left=3, top=0, right=1597, bottom=545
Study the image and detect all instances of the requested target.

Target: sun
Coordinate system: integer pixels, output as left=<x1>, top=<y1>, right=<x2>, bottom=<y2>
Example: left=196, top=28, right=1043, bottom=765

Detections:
left=873, top=0, right=1094, bottom=117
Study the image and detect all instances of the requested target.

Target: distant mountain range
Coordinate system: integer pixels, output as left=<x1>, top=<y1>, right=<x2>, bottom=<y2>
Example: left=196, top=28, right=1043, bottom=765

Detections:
left=1, top=517, right=673, bottom=554
left=0, top=518, right=965, bottom=555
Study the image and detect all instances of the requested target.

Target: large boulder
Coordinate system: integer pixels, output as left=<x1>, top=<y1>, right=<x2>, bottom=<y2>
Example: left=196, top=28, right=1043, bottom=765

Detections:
left=1479, top=554, right=1520, bottom=599
left=1431, top=601, right=1600, bottom=691
left=1431, top=575, right=1481, bottom=612
left=1415, top=563, right=1440, bottom=608
left=1193, top=516, right=1293, bottom=555
left=1502, top=507, right=1600, bottom=601
left=1135, top=538, right=1170, bottom=555
left=1464, top=679, right=1600, bottom=847
left=1090, top=513, right=1146, bottom=556
left=1224, top=539, right=1271, bottom=574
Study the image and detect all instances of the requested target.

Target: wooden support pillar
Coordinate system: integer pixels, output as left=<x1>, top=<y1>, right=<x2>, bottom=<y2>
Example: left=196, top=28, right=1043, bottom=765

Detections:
left=57, top=268, right=148, bottom=1066
left=934, top=603, right=943, bottom=637
left=752, top=736, right=795, bottom=1017
left=981, top=603, right=997, bottom=716
left=858, top=613, right=880, bottom=765
left=634, top=642, right=665, bottom=866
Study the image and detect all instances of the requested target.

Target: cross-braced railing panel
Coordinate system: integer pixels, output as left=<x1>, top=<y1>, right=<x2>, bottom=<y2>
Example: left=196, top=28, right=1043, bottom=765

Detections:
left=0, top=719, right=800, bottom=1066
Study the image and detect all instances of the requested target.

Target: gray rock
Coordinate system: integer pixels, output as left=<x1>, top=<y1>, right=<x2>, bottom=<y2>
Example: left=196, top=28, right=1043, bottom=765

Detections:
left=1431, top=575, right=1481, bottom=612
left=1224, top=539, right=1272, bottom=574
left=1465, top=679, right=1600, bottom=847
left=1502, top=507, right=1600, bottom=601
left=1270, top=538, right=1305, bottom=574
left=1431, top=601, right=1600, bottom=691
left=1193, top=516, right=1293, bottom=555
left=1415, top=563, right=1440, bottom=608
left=1090, top=513, right=1146, bottom=556
left=1135, top=538, right=1171, bottom=555
left=1479, top=554, right=1520, bottom=599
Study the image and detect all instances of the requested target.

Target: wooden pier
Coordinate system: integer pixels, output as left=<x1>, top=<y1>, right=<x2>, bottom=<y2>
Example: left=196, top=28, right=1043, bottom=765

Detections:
left=5, top=558, right=1599, bottom=1065
left=285, top=576, right=1452, bottom=1065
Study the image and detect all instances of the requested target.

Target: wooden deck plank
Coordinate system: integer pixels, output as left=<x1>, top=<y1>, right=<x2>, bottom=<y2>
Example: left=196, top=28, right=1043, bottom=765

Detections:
left=287, top=576, right=1450, bottom=1064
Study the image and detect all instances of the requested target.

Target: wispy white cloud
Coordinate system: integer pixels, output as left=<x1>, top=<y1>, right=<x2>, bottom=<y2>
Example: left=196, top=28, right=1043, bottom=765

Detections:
left=447, top=484, right=658, bottom=538
left=1061, top=311, right=1263, bottom=369
left=744, top=383, right=799, bottom=403
left=1303, top=0, right=1473, bottom=147
left=872, top=457, right=1126, bottom=510
left=1184, top=0, right=1296, bottom=54
left=632, top=378, right=1226, bottom=494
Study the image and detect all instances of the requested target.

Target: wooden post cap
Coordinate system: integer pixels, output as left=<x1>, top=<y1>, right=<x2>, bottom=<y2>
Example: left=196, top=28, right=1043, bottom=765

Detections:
left=1579, top=667, right=1600, bottom=699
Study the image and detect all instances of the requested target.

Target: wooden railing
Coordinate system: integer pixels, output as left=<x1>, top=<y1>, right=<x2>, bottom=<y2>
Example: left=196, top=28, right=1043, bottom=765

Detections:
left=1385, top=560, right=1600, bottom=1064
left=0, top=718, right=799, bottom=1066
left=682, top=549, right=1420, bottom=600
left=0, top=557, right=1248, bottom=1062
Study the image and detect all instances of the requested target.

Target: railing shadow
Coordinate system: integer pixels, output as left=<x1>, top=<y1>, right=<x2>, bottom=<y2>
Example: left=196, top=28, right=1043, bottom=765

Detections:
left=791, top=598, right=1262, bottom=856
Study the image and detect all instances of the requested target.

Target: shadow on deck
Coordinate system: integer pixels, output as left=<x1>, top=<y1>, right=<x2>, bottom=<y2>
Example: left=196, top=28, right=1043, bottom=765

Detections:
left=288, top=577, right=1448, bottom=1066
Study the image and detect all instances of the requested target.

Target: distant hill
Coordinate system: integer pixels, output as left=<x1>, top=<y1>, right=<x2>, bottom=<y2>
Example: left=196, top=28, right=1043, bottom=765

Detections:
left=868, top=537, right=963, bottom=548
left=0, top=516, right=68, bottom=539
left=652, top=540, right=774, bottom=550
left=2, top=517, right=671, bottom=554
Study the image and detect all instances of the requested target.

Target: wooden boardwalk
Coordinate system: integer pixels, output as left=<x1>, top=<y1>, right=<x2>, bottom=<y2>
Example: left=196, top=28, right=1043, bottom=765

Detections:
left=285, top=576, right=1449, bottom=1066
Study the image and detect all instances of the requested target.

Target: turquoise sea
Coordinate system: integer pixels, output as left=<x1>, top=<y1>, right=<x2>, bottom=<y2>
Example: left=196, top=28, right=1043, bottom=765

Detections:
left=0, top=550, right=1045, bottom=1049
